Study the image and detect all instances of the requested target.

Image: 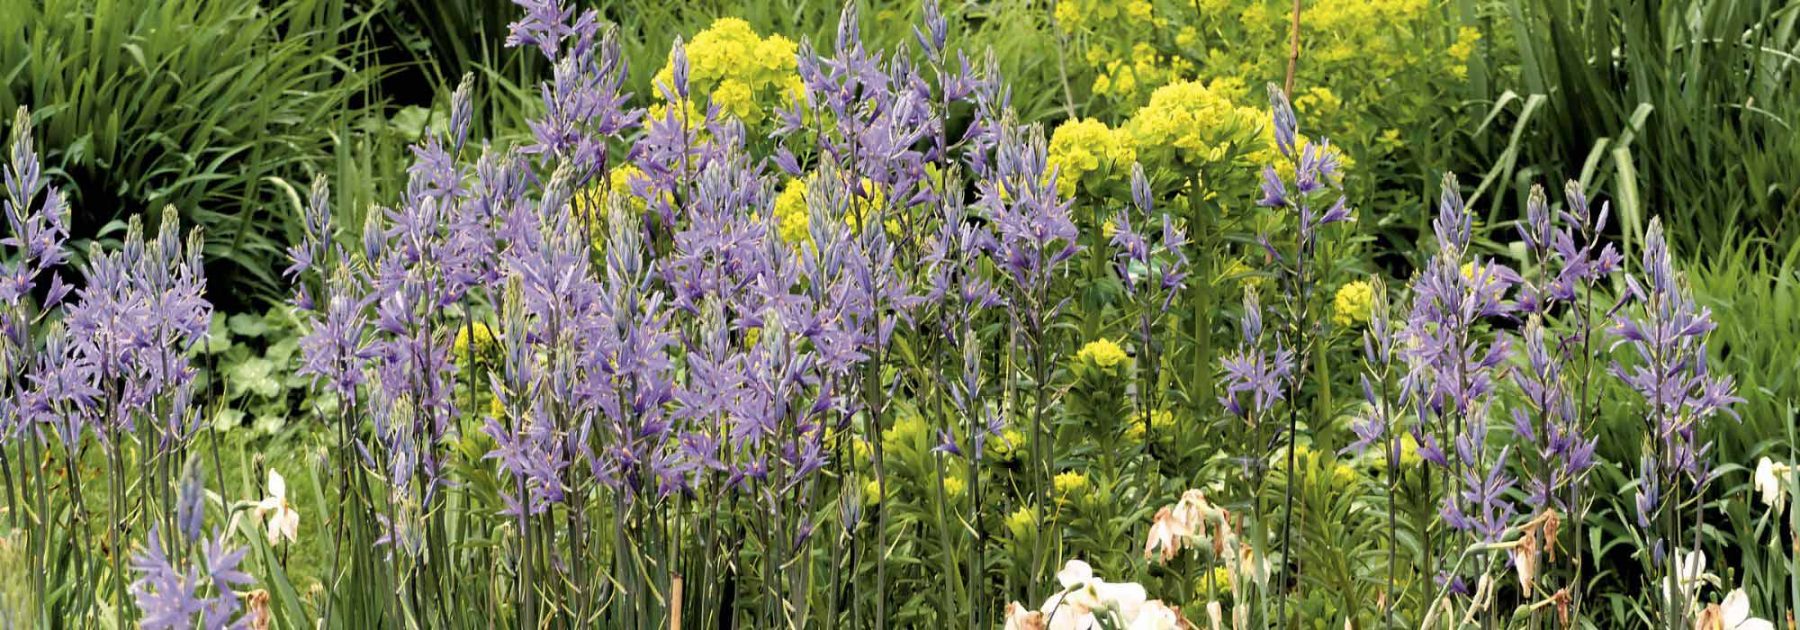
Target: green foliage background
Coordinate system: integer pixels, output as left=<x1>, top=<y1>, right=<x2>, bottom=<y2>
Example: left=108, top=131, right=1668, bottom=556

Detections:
left=2, top=0, right=1796, bottom=626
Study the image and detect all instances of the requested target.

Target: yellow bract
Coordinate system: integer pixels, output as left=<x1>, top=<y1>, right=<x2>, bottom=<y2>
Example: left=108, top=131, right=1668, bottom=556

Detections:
left=942, top=475, right=966, bottom=499
left=774, top=178, right=811, bottom=244
left=1054, top=471, right=1090, bottom=497
left=1005, top=505, right=1037, bottom=538
left=653, top=18, right=800, bottom=125
left=1126, top=79, right=1262, bottom=169
left=1331, top=280, right=1375, bottom=327
left=990, top=428, right=1026, bottom=462
left=1076, top=339, right=1128, bottom=369
left=1123, top=409, right=1177, bottom=442
left=1047, top=118, right=1136, bottom=198
left=771, top=175, right=895, bottom=246
left=452, top=321, right=496, bottom=359
left=863, top=479, right=884, bottom=506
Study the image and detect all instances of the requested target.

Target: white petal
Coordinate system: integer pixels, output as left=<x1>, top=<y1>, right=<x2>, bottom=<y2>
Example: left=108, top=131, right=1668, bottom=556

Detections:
left=1755, top=459, right=1782, bottom=506
left=278, top=508, right=300, bottom=542
left=1126, top=601, right=1182, bottom=630
left=1721, top=588, right=1776, bottom=629
left=267, top=470, right=287, bottom=499
left=1057, top=559, right=1095, bottom=589
left=1096, top=581, right=1147, bottom=619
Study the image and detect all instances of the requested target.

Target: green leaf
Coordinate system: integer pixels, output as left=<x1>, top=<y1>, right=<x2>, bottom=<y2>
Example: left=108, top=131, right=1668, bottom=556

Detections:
left=252, top=414, right=286, bottom=435
left=228, top=312, right=273, bottom=338
left=212, top=407, right=246, bottom=432
left=204, top=315, right=234, bottom=354
left=267, top=336, right=301, bottom=365
left=227, top=357, right=281, bottom=399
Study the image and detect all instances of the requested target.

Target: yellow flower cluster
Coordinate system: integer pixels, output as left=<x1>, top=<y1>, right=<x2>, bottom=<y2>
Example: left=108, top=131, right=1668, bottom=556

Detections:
left=1056, top=0, right=1174, bottom=108
left=652, top=18, right=803, bottom=125
left=1447, top=27, right=1482, bottom=79
left=1053, top=471, right=1090, bottom=498
left=452, top=321, right=496, bottom=361
left=1126, top=79, right=1263, bottom=169
left=1124, top=409, right=1178, bottom=442
left=1005, top=505, right=1038, bottom=539
left=1076, top=339, right=1128, bottom=369
left=1195, top=565, right=1232, bottom=594
left=773, top=178, right=811, bottom=244
left=1047, top=118, right=1136, bottom=198
left=1057, top=0, right=1476, bottom=187
left=770, top=175, right=894, bottom=245
left=942, top=475, right=967, bottom=500
left=1288, top=444, right=1361, bottom=489
left=1091, top=43, right=1195, bottom=106
left=1331, top=280, right=1375, bottom=327
left=989, top=428, right=1027, bottom=463
left=1054, top=0, right=1155, bottom=34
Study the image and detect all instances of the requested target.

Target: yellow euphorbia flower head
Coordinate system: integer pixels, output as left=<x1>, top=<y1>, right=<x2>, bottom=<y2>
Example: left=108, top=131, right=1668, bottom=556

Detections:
left=1077, top=339, right=1129, bottom=369
left=652, top=18, right=800, bottom=125
left=1054, top=471, right=1090, bottom=498
left=1048, top=118, right=1136, bottom=198
left=1331, top=280, right=1375, bottom=327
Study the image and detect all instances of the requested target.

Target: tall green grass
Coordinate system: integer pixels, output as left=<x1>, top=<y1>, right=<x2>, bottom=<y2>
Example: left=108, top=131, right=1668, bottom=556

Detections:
left=0, top=0, right=380, bottom=305
left=1688, top=232, right=1800, bottom=458
left=1463, top=0, right=1799, bottom=253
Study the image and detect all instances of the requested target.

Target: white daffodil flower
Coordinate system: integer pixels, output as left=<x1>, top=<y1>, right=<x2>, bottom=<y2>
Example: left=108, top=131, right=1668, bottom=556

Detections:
left=1718, top=588, right=1775, bottom=630
left=1754, top=457, right=1790, bottom=513
left=1661, top=549, right=1717, bottom=617
left=1698, top=588, right=1775, bottom=630
left=255, top=470, right=300, bottom=546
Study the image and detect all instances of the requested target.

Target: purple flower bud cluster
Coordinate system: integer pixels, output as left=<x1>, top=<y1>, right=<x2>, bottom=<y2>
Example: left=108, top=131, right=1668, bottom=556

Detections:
left=1256, top=85, right=1351, bottom=254
left=1346, top=278, right=1408, bottom=462
left=1508, top=182, right=1618, bottom=512
left=1401, top=174, right=1520, bottom=543
left=1610, top=217, right=1739, bottom=532
left=1218, top=288, right=1294, bottom=421
left=1, top=107, right=74, bottom=442
left=1110, top=163, right=1190, bottom=310
left=983, top=124, right=1079, bottom=310
left=129, top=468, right=254, bottom=630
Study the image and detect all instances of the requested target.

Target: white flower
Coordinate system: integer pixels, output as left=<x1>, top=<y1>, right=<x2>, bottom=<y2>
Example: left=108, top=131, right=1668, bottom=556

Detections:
left=1697, top=588, right=1775, bottom=630
left=1754, top=458, right=1790, bottom=513
left=1126, top=600, right=1184, bottom=630
left=1719, top=589, right=1775, bottom=630
left=255, top=470, right=300, bottom=546
left=1144, top=505, right=1195, bottom=563
left=1662, top=549, right=1718, bottom=616
left=1056, top=559, right=1096, bottom=589
left=1037, top=559, right=1155, bottom=630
